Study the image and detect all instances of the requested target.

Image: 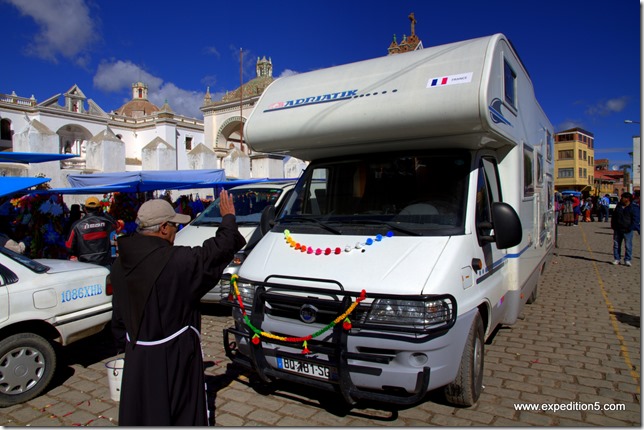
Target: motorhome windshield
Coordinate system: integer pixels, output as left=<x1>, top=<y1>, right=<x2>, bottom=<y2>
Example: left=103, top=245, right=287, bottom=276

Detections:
left=278, top=151, right=470, bottom=236
left=191, top=187, right=285, bottom=226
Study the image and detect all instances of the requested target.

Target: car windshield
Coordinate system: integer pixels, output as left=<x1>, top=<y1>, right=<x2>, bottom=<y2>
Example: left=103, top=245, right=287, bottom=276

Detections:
left=190, top=187, right=285, bottom=226
left=278, top=151, right=471, bottom=236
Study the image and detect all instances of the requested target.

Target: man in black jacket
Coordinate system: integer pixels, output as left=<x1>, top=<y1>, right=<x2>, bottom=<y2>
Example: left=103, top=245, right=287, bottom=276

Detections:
left=65, top=196, right=118, bottom=268
left=610, top=192, right=639, bottom=266
left=110, top=191, right=245, bottom=426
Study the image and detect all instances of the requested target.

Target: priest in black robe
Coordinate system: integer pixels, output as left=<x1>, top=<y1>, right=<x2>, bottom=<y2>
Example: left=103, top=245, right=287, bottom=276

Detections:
left=111, top=192, right=245, bottom=426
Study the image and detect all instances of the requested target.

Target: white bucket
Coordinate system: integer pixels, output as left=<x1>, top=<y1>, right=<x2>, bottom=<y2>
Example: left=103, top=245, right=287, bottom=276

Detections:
left=105, top=358, right=124, bottom=402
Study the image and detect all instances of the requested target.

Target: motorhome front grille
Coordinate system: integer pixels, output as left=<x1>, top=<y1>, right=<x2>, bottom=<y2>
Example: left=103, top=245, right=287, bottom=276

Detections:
left=255, top=286, right=457, bottom=337
left=263, top=292, right=368, bottom=326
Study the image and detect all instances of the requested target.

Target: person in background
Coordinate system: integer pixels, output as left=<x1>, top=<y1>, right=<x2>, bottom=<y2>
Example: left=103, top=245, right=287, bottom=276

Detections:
left=582, top=197, right=593, bottom=222
left=598, top=194, right=610, bottom=222
left=65, top=197, right=119, bottom=268
left=562, top=196, right=575, bottom=226
left=572, top=194, right=581, bottom=226
left=64, top=204, right=82, bottom=237
left=110, top=192, right=245, bottom=426
left=611, top=192, right=639, bottom=266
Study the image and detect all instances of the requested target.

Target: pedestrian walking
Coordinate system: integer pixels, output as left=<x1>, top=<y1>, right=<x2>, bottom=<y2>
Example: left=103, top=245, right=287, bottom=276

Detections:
left=572, top=194, right=581, bottom=225
left=611, top=192, right=640, bottom=266
left=580, top=198, right=593, bottom=222
left=562, top=196, right=574, bottom=226
left=65, top=197, right=119, bottom=268
left=598, top=194, right=610, bottom=222
left=110, top=192, right=246, bottom=426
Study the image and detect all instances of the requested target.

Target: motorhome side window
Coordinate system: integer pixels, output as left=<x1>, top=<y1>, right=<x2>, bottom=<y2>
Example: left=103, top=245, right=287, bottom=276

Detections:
left=523, top=146, right=535, bottom=197
left=280, top=152, right=470, bottom=236
left=475, top=158, right=501, bottom=241
left=504, top=59, right=517, bottom=109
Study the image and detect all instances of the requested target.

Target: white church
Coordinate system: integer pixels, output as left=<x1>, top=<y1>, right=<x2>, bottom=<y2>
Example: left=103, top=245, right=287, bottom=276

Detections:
left=0, top=56, right=307, bottom=200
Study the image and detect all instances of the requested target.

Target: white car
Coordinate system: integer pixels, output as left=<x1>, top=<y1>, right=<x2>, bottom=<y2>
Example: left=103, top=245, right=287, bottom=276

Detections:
left=0, top=248, right=112, bottom=406
left=608, top=195, right=619, bottom=215
left=174, top=181, right=296, bottom=303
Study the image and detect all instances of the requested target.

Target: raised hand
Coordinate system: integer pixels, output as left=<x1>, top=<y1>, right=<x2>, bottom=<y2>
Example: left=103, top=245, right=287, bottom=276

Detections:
left=219, top=190, right=236, bottom=217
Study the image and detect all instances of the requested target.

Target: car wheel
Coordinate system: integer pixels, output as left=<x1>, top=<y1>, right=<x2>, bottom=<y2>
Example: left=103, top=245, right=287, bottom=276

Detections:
left=444, top=312, right=484, bottom=406
left=0, top=333, right=57, bottom=407
left=527, top=284, right=538, bottom=304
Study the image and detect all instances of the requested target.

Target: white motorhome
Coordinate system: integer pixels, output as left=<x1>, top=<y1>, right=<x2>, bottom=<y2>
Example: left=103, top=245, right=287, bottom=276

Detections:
left=224, top=34, right=555, bottom=407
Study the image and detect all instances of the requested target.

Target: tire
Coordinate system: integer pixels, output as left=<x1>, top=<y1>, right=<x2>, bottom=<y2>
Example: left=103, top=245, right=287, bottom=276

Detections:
left=444, top=312, right=484, bottom=406
left=526, top=284, right=538, bottom=304
left=0, top=333, right=57, bottom=407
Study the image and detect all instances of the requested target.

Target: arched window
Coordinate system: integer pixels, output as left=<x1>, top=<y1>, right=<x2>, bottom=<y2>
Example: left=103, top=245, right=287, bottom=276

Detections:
left=0, top=118, right=12, bottom=141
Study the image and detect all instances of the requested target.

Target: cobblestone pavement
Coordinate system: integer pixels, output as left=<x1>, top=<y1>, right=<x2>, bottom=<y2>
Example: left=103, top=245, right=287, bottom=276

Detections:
left=1, top=221, right=640, bottom=426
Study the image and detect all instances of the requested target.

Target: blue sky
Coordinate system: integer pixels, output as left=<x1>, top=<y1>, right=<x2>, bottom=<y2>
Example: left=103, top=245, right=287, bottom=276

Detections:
left=1, top=0, right=641, bottom=168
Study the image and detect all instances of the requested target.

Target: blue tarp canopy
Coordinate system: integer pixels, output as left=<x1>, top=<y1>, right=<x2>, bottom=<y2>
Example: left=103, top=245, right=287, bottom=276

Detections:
left=560, top=190, right=582, bottom=197
left=0, top=176, right=51, bottom=198
left=51, top=170, right=297, bottom=194
left=65, top=169, right=228, bottom=193
left=0, top=152, right=78, bottom=163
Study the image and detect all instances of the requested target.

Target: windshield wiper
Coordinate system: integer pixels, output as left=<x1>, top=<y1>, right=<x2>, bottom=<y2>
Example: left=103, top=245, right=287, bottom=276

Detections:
left=279, top=216, right=342, bottom=235
left=349, top=219, right=422, bottom=236
left=191, top=221, right=221, bottom=227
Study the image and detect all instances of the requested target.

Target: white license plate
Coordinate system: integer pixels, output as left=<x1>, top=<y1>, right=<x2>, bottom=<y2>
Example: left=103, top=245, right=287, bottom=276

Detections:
left=276, top=357, right=330, bottom=380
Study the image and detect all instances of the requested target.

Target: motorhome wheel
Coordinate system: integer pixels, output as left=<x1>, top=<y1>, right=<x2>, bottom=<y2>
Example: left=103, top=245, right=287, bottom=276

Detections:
left=444, top=312, right=484, bottom=406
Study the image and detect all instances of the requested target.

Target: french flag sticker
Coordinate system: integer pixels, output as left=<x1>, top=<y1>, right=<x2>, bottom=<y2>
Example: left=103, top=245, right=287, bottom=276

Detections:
left=427, top=72, right=473, bottom=88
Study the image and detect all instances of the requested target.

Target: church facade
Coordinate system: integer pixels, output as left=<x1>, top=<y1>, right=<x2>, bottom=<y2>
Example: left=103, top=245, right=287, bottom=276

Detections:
left=0, top=60, right=301, bottom=192
left=0, top=14, right=422, bottom=193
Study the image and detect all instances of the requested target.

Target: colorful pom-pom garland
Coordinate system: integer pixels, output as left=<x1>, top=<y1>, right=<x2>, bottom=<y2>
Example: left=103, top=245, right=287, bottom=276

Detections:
left=283, top=229, right=394, bottom=255
left=231, top=274, right=366, bottom=354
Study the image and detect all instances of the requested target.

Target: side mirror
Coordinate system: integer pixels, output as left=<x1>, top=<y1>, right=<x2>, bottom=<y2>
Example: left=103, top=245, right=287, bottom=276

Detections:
left=491, top=202, right=522, bottom=249
left=259, top=204, right=276, bottom=236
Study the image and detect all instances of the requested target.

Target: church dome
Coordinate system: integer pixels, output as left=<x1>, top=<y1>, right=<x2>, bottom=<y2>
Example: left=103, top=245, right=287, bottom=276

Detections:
left=115, top=99, right=160, bottom=118
left=218, top=56, right=274, bottom=104
left=115, top=82, right=160, bottom=118
left=220, top=76, right=274, bottom=103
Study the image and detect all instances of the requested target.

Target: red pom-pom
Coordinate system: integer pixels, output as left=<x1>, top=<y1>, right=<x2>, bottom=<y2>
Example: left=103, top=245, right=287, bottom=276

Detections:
left=334, top=247, right=342, bottom=254
left=324, top=248, right=331, bottom=255
left=251, top=335, right=260, bottom=345
left=343, top=320, right=352, bottom=330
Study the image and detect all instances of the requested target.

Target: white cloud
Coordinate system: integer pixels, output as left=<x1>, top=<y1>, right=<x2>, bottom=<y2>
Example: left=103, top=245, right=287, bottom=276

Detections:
left=148, top=83, right=205, bottom=119
left=93, top=60, right=163, bottom=92
left=93, top=60, right=204, bottom=118
left=556, top=120, right=584, bottom=132
left=585, top=96, right=629, bottom=117
left=279, top=69, right=299, bottom=78
left=6, top=0, right=99, bottom=65
left=204, top=46, right=221, bottom=59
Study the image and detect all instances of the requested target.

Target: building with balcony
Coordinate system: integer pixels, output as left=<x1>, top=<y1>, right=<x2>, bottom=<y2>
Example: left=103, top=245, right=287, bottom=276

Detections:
left=554, top=127, right=595, bottom=196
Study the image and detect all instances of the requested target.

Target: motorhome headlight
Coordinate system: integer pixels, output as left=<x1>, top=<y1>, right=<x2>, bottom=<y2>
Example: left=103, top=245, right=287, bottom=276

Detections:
left=235, top=281, right=255, bottom=308
left=367, top=299, right=452, bottom=328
